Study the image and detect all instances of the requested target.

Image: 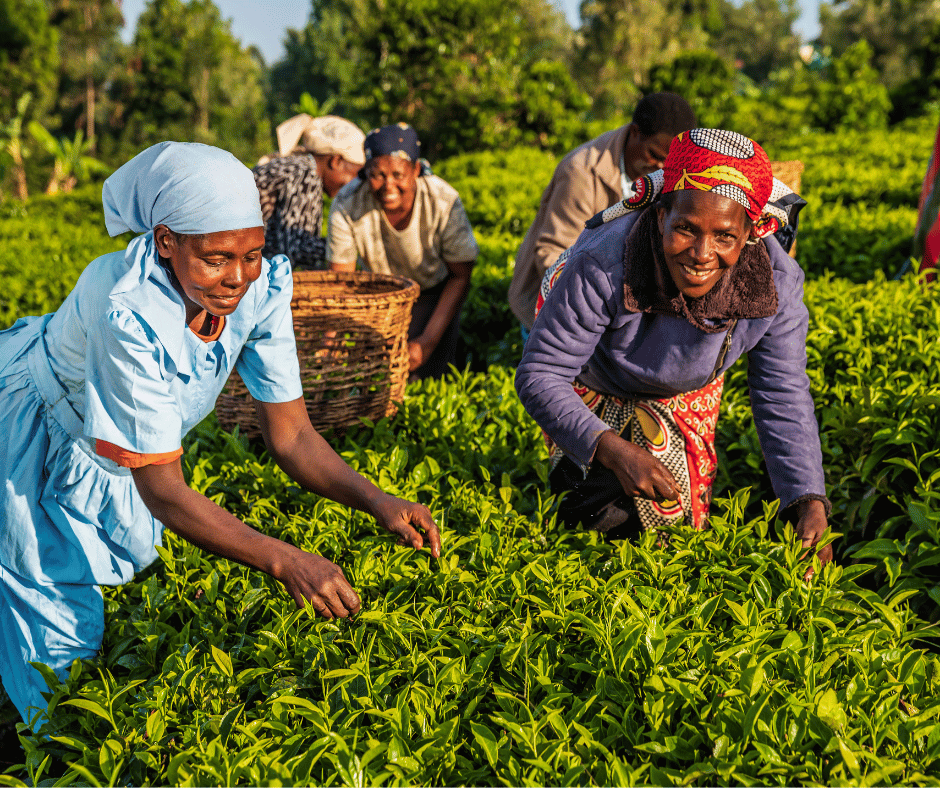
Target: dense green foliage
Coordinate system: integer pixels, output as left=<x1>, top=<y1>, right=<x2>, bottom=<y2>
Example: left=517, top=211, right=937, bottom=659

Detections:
left=47, top=0, right=123, bottom=147
left=818, top=0, right=939, bottom=91
left=271, top=0, right=587, bottom=159
left=722, top=274, right=940, bottom=620
left=2, top=121, right=940, bottom=784
left=646, top=51, right=739, bottom=130
left=711, top=0, right=799, bottom=85
left=104, top=0, right=270, bottom=163
left=3, top=364, right=940, bottom=785
left=0, top=0, right=59, bottom=126
left=0, top=187, right=128, bottom=326
left=802, top=42, right=892, bottom=134
left=889, top=17, right=940, bottom=122
left=3, top=0, right=939, bottom=200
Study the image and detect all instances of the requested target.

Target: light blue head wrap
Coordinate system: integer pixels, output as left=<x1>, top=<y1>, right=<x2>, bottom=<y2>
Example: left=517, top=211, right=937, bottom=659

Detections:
left=102, top=141, right=263, bottom=236
left=103, top=142, right=265, bottom=362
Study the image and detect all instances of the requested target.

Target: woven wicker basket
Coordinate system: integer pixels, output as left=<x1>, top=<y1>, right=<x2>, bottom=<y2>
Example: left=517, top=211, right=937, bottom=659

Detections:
left=216, top=271, right=419, bottom=438
left=771, top=159, right=803, bottom=194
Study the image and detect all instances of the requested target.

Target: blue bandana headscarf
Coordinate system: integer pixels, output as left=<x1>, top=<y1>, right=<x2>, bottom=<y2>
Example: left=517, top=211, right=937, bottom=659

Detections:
left=101, top=141, right=265, bottom=360
left=363, top=123, right=421, bottom=164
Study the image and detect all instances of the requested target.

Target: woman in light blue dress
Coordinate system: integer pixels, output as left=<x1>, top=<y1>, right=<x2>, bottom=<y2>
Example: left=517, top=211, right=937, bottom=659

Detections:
left=0, top=142, right=440, bottom=728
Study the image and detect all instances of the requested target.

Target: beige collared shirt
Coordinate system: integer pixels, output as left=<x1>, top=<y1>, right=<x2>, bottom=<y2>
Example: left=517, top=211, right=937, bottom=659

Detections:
left=509, top=125, right=632, bottom=329
left=327, top=174, right=479, bottom=289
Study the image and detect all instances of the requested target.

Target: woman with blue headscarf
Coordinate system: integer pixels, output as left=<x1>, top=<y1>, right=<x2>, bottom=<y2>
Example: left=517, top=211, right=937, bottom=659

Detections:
left=327, top=124, right=479, bottom=379
left=0, top=142, right=440, bottom=728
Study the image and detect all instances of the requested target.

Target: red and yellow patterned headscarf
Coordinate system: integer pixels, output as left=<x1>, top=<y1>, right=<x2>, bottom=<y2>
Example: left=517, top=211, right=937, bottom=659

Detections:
left=586, top=129, right=801, bottom=242
left=662, top=129, right=773, bottom=225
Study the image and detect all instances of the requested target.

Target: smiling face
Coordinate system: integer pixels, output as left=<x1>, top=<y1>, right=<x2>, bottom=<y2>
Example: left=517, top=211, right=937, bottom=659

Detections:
left=154, top=225, right=265, bottom=322
left=656, top=190, right=751, bottom=299
left=366, top=155, right=420, bottom=216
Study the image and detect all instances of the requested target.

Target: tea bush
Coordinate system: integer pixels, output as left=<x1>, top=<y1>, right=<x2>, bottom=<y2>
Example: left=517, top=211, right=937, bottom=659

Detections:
left=433, top=148, right=558, bottom=237
left=795, top=203, right=917, bottom=282
left=440, top=115, right=938, bottom=284
left=3, top=122, right=940, bottom=785
left=0, top=186, right=130, bottom=326
left=5, top=394, right=940, bottom=786
left=777, top=123, right=932, bottom=210
left=718, top=273, right=940, bottom=622
left=459, top=234, right=524, bottom=370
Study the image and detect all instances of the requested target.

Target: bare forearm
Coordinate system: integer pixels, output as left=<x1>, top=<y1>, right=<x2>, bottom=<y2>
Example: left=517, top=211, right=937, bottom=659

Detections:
left=267, top=422, right=387, bottom=514
left=253, top=398, right=441, bottom=560
left=133, top=459, right=370, bottom=616
left=417, top=268, right=472, bottom=352
left=134, top=470, right=296, bottom=579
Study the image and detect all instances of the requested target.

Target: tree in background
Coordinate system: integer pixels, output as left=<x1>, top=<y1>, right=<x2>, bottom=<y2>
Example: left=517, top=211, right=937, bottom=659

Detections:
left=646, top=50, right=738, bottom=128
left=817, top=0, right=938, bottom=90
left=27, top=121, right=109, bottom=194
left=0, top=0, right=59, bottom=128
left=0, top=0, right=928, bottom=193
left=573, top=0, right=710, bottom=117
left=516, top=61, right=591, bottom=150
left=711, top=0, right=800, bottom=85
left=106, top=0, right=269, bottom=162
left=805, top=40, right=891, bottom=132
left=269, top=0, right=586, bottom=158
left=889, top=17, right=940, bottom=122
left=48, top=0, right=124, bottom=152
left=0, top=94, right=34, bottom=200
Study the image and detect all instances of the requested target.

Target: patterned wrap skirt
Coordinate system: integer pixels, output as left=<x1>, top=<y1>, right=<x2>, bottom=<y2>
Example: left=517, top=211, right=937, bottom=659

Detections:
left=545, top=378, right=723, bottom=532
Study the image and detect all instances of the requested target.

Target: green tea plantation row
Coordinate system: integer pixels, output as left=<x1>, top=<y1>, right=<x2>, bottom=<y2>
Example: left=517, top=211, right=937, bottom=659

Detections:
left=2, top=118, right=940, bottom=784
left=4, top=352, right=940, bottom=785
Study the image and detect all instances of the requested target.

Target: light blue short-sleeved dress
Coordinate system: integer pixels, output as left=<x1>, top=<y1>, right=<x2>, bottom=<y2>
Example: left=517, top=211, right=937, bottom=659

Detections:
left=0, top=233, right=302, bottom=725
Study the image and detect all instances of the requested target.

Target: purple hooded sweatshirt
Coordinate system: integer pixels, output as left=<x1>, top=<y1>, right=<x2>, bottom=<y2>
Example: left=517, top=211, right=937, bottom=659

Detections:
left=514, top=210, right=827, bottom=512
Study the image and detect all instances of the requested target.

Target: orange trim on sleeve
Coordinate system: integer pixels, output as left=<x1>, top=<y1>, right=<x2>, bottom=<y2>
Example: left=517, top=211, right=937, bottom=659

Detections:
left=95, top=439, right=184, bottom=468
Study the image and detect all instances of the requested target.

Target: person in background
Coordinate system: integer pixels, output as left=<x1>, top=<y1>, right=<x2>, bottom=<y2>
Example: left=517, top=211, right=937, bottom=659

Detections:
left=0, top=142, right=439, bottom=729
left=253, top=115, right=365, bottom=270
left=914, top=119, right=940, bottom=283
left=509, top=92, right=697, bottom=335
left=515, top=129, right=830, bottom=576
left=327, top=123, right=479, bottom=380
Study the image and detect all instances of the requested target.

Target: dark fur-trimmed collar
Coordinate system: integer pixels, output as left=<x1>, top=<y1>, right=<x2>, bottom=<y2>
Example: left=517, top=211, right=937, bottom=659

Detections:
left=622, top=208, right=778, bottom=333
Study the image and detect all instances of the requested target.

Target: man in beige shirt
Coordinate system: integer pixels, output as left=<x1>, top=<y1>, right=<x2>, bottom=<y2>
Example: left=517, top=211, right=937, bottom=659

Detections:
left=509, top=93, right=697, bottom=332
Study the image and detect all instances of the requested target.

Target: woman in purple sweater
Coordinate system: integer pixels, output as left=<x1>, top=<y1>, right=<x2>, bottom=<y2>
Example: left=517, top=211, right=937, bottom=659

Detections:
left=515, top=129, right=831, bottom=571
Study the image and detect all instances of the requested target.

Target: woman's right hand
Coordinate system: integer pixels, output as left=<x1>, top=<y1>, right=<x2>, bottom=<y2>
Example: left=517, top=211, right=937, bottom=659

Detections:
left=594, top=430, right=681, bottom=504
left=132, top=461, right=364, bottom=619
left=276, top=547, right=362, bottom=618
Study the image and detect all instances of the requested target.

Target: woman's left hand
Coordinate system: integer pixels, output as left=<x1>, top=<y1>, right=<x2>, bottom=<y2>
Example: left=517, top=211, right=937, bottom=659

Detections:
left=795, top=498, right=832, bottom=581
left=372, top=493, right=441, bottom=558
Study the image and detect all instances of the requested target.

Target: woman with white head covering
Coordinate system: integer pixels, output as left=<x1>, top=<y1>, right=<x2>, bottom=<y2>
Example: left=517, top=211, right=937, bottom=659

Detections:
left=253, top=115, right=366, bottom=269
left=0, top=142, right=439, bottom=729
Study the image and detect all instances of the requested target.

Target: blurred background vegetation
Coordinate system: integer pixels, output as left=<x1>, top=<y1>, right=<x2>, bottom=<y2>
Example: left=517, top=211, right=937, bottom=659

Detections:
left=1, top=0, right=939, bottom=197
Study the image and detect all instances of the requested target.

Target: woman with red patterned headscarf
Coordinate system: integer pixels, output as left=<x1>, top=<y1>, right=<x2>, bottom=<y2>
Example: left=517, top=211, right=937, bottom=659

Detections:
left=516, top=129, right=831, bottom=577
